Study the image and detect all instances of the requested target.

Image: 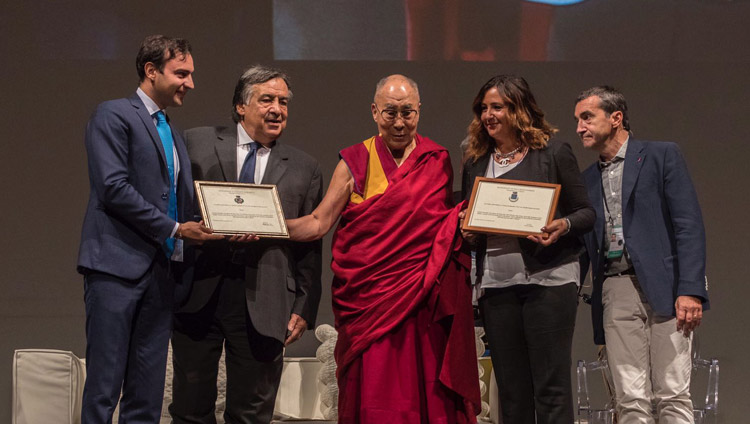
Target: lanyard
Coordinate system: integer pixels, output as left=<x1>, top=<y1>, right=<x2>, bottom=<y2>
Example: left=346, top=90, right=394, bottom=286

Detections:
left=599, top=160, right=620, bottom=227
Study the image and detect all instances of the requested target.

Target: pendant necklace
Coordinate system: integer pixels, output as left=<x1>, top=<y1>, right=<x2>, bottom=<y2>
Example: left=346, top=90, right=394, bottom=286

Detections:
left=493, top=145, right=522, bottom=167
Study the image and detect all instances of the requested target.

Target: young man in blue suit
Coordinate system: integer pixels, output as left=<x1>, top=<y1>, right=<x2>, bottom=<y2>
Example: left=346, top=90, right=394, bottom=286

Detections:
left=77, top=35, right=222, bottom=424
left=575, top=86, right=709, bottom=423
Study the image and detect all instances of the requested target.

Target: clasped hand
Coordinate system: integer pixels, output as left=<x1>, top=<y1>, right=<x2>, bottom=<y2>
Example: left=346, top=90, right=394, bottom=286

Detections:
left=177, top=221, right=260, bottom=245
left=459, top=210, right=568, bottom=247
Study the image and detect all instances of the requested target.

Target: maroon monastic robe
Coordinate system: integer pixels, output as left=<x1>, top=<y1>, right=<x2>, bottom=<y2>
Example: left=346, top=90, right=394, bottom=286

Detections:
left=332, top=135, right=480, bottom=423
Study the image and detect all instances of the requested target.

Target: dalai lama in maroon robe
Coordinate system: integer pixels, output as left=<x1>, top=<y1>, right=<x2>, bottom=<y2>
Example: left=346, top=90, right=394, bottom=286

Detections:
left=287, top=74, right=480, bottom=424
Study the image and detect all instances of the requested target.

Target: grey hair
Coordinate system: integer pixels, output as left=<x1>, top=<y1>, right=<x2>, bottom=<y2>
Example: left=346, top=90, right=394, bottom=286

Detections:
left=575, top=85, right=630, bottom=132
left=374, top=74, right=420, bottom=102
left=231, top=65, right=292, bottom=123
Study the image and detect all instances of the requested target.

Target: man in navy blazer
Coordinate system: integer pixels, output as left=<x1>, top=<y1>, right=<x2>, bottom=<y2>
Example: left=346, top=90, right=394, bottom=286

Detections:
left=77, top=35, right=222, bottom=424
left=576, top=86, right=709, bottom=423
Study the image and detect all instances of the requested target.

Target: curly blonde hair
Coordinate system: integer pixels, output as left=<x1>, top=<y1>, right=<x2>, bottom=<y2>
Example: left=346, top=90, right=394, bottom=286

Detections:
left=464, top=75, right=557, bottom=163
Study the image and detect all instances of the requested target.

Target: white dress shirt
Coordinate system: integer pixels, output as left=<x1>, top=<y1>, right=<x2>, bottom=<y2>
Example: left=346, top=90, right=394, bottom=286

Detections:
left=237, top=123, right=273, bottom=183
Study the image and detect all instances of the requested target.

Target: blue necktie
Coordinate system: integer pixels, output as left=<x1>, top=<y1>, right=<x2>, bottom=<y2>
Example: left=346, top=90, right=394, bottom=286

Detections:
left=239, top=142, right=259, bottom=183
left=154, top=111, right=178, bottom=258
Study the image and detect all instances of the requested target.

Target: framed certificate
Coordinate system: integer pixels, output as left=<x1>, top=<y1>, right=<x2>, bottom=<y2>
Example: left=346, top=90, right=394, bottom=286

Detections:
left=194, top=181, right=289, bottom=238
left=462, top=177, right=561, bottom=236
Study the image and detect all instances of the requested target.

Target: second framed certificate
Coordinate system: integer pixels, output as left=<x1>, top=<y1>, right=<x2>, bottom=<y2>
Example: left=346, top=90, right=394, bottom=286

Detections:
left=194, top=181, right=289, bottom=238
left=462, top=177, right=561, bottom=237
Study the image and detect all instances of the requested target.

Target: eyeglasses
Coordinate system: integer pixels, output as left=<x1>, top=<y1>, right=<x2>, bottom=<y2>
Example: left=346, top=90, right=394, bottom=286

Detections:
left=375, top=105, right=418, bottom=122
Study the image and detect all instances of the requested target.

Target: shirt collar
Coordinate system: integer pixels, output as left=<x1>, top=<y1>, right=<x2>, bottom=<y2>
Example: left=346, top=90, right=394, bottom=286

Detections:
left=599, top=136, right=629, bottom=168
left=136, top=87, right=163, bottom=117
left=236, top=123, right=275, bottom=150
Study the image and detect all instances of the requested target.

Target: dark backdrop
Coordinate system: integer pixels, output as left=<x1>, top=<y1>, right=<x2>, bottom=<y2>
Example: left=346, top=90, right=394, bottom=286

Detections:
left=2, top=1, right=748, bottom=422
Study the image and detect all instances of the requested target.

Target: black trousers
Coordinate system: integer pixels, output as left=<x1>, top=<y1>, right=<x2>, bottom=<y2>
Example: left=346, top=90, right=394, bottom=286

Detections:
left=479, top=282, right=577, bottom=424
left=170, top=278, right=284, bottom=424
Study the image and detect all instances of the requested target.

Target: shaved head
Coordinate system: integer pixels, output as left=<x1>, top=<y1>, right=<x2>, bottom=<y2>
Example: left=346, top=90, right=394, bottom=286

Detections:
left=371, top=74, right=421, bottom=155
left=374, top=74, right=420, bottom=103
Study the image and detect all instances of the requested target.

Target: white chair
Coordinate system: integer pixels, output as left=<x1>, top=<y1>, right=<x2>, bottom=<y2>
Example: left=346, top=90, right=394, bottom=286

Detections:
left=12, top=346, right=330, bottom=424
left=12, top=349, right=86, bottom=424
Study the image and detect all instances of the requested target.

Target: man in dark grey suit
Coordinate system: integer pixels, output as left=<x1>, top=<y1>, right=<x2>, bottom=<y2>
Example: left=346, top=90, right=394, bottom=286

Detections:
left=169, top=65, right=323, bottom=424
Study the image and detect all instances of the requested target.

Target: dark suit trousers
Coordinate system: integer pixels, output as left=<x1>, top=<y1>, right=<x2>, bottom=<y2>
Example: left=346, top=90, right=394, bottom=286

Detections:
left=479, top=283, right=577, bottom=424
left=82, top=254, right=173, bottom=424
left=170, top=277, right=284, bottom=424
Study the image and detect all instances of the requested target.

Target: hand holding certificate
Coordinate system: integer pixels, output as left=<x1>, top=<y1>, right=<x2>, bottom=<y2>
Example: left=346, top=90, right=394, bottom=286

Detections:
left=462, top=177, right=561, bottom=237
left=194, top=181, right=289, bottom=238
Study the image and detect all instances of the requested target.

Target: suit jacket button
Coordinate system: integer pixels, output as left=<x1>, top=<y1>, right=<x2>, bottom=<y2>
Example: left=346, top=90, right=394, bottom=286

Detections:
left=162, top=193, right=168, bottom=200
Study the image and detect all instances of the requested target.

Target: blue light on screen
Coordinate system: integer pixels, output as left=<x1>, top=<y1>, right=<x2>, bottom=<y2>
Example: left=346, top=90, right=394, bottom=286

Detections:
left=526, top=0, right=585, bottom=4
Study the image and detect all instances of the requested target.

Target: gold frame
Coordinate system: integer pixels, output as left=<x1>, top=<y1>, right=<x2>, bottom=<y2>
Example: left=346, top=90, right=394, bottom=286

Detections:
left=462, top=177, right=561, bottom=237
left=194, top=180, right=289, bottom=238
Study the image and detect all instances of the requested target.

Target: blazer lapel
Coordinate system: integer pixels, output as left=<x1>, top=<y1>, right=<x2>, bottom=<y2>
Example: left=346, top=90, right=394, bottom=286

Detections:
left=173, top=131, right=192, bottom=191
left=622, top=139, right=645, bottom=212
left=474, top=154, right=490, bottom=180
left=129, top=93, right=167, bottom=169
left=261, top=143, right=289, bottom=185
left=214, top=127, right=238, bottom=182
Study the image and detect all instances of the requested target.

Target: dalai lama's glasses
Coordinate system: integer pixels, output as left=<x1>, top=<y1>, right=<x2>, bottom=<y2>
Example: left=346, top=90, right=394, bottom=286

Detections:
left=375, top=105, right=419, bottom=122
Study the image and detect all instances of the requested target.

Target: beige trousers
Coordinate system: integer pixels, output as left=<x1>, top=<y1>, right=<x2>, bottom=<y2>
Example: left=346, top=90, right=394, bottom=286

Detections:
left=602, top=275, right=694, bottom=424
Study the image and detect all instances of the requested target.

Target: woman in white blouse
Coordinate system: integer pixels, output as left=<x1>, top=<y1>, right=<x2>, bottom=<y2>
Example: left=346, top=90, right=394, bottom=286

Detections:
left=461, top=75, right=594, bottom=424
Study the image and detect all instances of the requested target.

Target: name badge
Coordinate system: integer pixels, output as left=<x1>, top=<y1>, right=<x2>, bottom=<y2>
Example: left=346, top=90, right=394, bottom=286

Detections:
left=607, top=224, right=625, bottom=259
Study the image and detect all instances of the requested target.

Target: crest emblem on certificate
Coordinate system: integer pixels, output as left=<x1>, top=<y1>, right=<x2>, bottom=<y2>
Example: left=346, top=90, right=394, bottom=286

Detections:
left=234, top=195, right=245, bottom=204
left=509, top=191, right=519, bottom=202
